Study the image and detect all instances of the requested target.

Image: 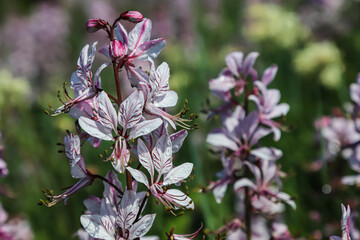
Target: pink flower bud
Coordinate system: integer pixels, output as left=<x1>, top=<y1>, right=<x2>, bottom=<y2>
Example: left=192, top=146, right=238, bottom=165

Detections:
left=120, top=11, right=143, bottom=23
left=86, top=19, right=107, bottom=33
left=109, top=40, right=126, bottom=59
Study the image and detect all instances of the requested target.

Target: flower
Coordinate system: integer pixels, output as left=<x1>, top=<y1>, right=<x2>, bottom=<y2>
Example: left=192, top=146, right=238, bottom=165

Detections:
left=78, top=91, right=162, bottom=173
left=54, top=42, right=110, bottom=116
left=206, top=106, right=271, bottom=159
left=81, top=189, right=155, bottom=240
left=41, top=133, right=95, bottom=207
left=209, top=52, right=259, bottom=100
left=127, top=136, right=194, bottom=210
left=233, top=159, right=296, bottom=210
left=100, top=19, right=165, bottom=84
left=120, top=11, right=143, bottom=23
left=249, top=79, right=289, bottom=141
left=330, top=204, right=351, bottom=240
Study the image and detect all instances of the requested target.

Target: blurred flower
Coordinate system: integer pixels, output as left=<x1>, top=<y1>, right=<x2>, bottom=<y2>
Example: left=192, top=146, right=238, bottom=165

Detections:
left=244, top=3, right=309, bottom=48
left=294, top=41, right=344, bottom=88
left=0, top=69, right=31, bottom=107
left=0, top=3, right=69, bottom=82
left=0, top=132, right=8, bottom=177
left=330, top=204, right=351, bottom=240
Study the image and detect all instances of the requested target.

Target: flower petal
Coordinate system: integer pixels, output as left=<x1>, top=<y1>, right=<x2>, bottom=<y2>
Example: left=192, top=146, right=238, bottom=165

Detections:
left=126, top=167, right=149, bottom=188
left=129, top=118, right=163, bottom=140
left=78, top=117, right=113, bottom=141
left=163, top=163, right=193, bottom=185
left=118, top=90, right=144, bottom=130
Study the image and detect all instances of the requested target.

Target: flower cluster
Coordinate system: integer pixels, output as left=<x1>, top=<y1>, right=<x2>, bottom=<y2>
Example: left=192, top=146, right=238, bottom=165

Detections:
left=315, top=74, right=360, bottom=185
left=205, top=52, right=294, bottom=239
left=41, top=11, right=200, bottom=239
left=0, top=132, right=33, bottom=239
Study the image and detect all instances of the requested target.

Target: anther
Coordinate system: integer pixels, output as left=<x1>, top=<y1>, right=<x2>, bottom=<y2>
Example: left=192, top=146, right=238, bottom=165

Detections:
left=38, top=199, right=46, bottom=206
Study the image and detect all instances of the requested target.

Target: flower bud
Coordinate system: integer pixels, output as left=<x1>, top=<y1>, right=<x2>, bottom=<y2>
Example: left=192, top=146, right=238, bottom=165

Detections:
left=109, top=40, right=126, bottom=59
left=120, top=11, right=143, bottom=23
left=86, top=19, right=107, bottom=33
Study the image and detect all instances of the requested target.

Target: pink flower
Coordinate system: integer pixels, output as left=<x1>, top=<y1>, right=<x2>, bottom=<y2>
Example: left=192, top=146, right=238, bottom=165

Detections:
left=86, top=19, right=107, bottom=33
left=249, top=80, right=289, bottom=141
left=206, top=106, right=271, bottom=158
left=100, top=19, right=165, bottom=79
left=120, top=11, right=143, bottom=23
left=81, top=188, right=155, bottom=240
left=330, top=204, right=351, bottom=240
left=78, top=91, right=162, bottom=173
left=43, top=133, right=95, bottom=206
left=209, top=52, right=259, bottom=99
left=234, top=159, right=296, bottom=210
left=127, top=136, right=194, bottom=210
left=54, top=42, right=110, bottom=116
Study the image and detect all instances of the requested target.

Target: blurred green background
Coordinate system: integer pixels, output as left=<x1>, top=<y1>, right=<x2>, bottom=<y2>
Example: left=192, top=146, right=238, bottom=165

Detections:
left=0, top=0, right=360, bottom=239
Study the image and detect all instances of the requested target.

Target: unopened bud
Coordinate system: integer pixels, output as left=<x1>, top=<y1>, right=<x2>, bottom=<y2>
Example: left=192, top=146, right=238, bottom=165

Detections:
left=120, top=11, right=143, bottom=23
left=110, top=40, right=126, bottom=59
left=86, top=19, right=107, bottom=33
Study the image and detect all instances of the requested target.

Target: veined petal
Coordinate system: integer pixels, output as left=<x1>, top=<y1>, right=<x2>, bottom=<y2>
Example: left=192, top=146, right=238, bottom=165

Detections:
left=87, top=42, right=98, bottom=70
left=71, top=71, right=87, bottom=98
left=152, top=135, right=173, bottom=175
left=129, top=118, right=163, bottom=140
left=164, top=189, right=194, bottom=210
left=130, top=214, right=156, bottom=238
left=97, top=92, right=118, bottom=131
left=137, top=139, right=155, bottom=180
left=118, top=190, right=138, bottom=231
left=80, top=214, right=114, bottom=240
left=128, top=18, right=151, bottom=51
left=118, top=89, right=144, bottom=130
left=71, top=156, right=87, bottom=179
left=114, top=22, right=128, bottom=46
left=64, top=133, right=81, bottom=164
left=94, top=62, right=110, bottom=89
left=78, top=44, right=89, bottom=72
left=170, top=129, right=188, bottom=153
left=135, top=39, right=166, bottom=60
left=163, top=163, right=193, bottom=186
left=151, top=61, right=170, bottom=92
left=79, top=117, right=113, bottom=141
left=127, top=167, right=149, bottom=187
left=153, top=91, right=178, bottom=108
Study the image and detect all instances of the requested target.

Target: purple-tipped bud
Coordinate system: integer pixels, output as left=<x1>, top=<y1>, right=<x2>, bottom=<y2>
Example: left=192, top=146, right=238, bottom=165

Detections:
left=86, top=19, right=107, bottom=33
left=109, top=40, right=126, bottom=59
left=120, top=11, right=143, bottom=23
